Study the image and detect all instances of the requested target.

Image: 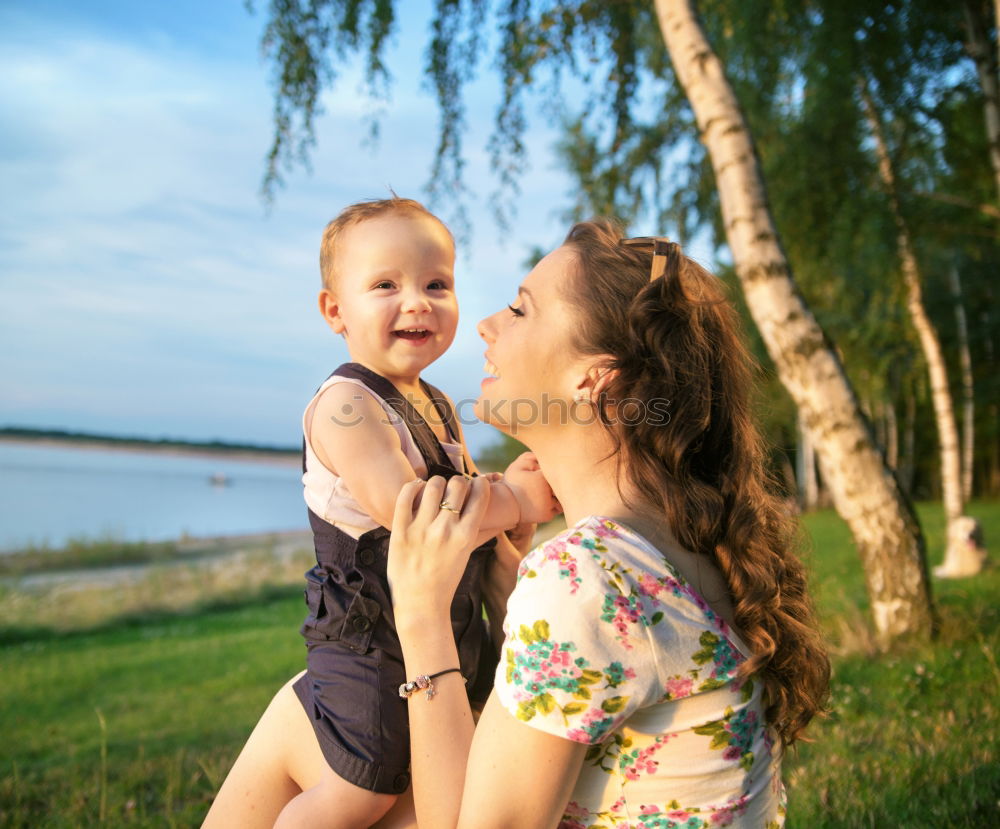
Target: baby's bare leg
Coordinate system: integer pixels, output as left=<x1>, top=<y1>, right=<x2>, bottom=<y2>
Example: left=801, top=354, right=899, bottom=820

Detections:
left=202, top=671, right=321, bottom=827
left=274, top=767, right=396, bottom=828
left=370, top=786, right=417, bottom=829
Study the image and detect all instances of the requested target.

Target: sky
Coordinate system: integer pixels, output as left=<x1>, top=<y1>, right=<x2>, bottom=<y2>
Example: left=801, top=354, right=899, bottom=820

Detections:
left=0, top=0, right=712, bottom=456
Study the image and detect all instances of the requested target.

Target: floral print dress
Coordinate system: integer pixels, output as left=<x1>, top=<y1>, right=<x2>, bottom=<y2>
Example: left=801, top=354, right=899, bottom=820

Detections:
left=495, top=517, right=785, bottom=829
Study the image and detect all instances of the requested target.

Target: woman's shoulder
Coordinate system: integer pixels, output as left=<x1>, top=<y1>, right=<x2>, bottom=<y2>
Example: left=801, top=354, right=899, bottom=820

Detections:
left=512, top=516, right=752, bottom=689
left=517, top=516, right=673, bottom=597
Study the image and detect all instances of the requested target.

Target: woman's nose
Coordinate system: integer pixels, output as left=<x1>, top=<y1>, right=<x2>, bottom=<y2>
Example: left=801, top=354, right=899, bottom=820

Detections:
left=476, top=312, right=498, bottom=343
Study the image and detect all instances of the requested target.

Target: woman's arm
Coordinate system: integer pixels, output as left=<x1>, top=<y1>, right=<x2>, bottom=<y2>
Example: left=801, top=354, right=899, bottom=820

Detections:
left=389, top=476, right=586, bottom=829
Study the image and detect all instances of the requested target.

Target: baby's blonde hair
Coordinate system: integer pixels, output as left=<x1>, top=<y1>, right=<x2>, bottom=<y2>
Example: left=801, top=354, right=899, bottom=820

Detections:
left=319, top=197, right=453, bottom=292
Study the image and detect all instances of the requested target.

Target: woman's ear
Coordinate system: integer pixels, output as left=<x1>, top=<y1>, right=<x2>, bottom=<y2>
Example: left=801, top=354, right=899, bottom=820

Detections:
left=573, top=358, right=618, bottom=401
left=318, top=289, right=347, bottom=335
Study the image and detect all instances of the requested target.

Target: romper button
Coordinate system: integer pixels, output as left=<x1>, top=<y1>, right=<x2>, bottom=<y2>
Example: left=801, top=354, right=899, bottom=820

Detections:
left=351, top=615, right=372, bottom=632
left=392, top=772, right=410, bottom=792
left=358, top=548, right=375, bottom=566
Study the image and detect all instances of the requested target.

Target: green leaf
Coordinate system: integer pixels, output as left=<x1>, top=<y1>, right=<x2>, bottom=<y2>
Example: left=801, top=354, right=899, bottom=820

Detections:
left=601, top=695, right=629, bottom=714
left=580, top=669, right=603, bottom=685
left=516, top=700, right=537, bottom=722
left=710, top=731, right=730, bottom=750
left=519, top=624, right=536, bottom=644
left=533, top=620, right=550, bottom=641
left=650, top=611, right=664, bottom=625
left=562, top=702, right=587, bottom=717
left=536, top=692, right=556, bottom=714
left=693, top=721, right=723, bottom=737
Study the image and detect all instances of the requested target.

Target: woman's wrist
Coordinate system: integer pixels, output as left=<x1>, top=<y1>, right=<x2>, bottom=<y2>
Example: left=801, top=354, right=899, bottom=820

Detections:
left=394, top=602, right=451, bottom=641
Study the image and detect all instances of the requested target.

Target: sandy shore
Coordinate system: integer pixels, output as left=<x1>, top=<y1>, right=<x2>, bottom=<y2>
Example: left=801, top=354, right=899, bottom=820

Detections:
left=0, top=435, right=300, bottom=467
left=6, top=528, right=313, bottom=590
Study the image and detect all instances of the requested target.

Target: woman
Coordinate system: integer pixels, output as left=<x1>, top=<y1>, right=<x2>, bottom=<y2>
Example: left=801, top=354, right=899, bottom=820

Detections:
left=386, top=219, right=829, bottom=828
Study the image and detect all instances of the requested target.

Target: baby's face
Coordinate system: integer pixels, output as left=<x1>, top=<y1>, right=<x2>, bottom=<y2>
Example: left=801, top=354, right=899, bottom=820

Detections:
left=322, top=213, right=459, bottom=386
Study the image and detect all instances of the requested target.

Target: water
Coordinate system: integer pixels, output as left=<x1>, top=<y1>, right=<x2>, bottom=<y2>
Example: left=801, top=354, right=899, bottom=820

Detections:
left=0, top=441, right=307, bottom=552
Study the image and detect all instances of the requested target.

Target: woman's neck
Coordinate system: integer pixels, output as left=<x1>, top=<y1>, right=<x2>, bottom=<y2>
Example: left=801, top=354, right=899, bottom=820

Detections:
left=525, top=423, right=637, bottom=528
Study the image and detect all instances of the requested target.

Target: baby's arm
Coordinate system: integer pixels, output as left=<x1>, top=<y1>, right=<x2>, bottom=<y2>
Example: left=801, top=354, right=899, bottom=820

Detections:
left=309, top=382, right=423, bottom=528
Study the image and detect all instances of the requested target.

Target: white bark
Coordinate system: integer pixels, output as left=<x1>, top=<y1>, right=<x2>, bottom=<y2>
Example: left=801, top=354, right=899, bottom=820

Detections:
left=655, top=0, right=934, bottom=639
left=861, top=83, right=987, bottom=578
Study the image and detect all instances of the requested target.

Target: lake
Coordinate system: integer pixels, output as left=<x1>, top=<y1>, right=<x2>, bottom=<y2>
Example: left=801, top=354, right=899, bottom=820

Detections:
left=0, top=441, right=307, bottom=552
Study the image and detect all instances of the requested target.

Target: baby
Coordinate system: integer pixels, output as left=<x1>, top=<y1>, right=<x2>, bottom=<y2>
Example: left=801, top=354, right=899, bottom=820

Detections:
left=291, top=197, right=558, bottom=826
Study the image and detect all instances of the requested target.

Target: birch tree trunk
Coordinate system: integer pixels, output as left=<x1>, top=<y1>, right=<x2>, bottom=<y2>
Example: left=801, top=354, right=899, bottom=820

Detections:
left=948, top=266, right=976, bottom=502
left=654, top=0, right=934, bottom=640
left=861, top=84, right=987, bottom=578
left=963, top=0, right=1000, bottom=200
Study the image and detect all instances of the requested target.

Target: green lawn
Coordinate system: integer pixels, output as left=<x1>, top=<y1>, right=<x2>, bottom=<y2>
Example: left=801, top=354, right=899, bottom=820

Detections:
left=1, top=501, right=998, bottom=827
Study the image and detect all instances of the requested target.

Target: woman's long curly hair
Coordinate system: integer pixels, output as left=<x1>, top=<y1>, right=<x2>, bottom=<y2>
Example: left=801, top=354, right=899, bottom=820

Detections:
left=563, top=219, right=829, bottom=748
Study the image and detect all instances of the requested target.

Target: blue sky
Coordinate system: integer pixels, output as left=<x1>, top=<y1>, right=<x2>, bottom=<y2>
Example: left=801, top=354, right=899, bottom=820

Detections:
left=0, top=0, right=711, bottom=455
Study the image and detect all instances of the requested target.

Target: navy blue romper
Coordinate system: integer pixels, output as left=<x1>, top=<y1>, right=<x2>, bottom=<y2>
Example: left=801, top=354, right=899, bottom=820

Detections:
left=292, top=362, right=498, bottom=794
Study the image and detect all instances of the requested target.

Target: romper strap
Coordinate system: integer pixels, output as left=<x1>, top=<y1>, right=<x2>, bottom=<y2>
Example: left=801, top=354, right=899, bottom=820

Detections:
left=421, top=379, right=461, bottom=445
left=329, top=363, right=457, bottom=473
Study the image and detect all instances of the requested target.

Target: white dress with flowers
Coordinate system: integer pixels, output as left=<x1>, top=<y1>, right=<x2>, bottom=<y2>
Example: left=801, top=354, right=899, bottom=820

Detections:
left=494, top=517, right=785, bottom=829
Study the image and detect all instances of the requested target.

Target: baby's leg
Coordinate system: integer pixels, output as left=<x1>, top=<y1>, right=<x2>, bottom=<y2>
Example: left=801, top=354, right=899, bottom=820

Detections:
left=274, top=767, right=396, bottom=828
left=370, top=786, right=417, bottom=829
left=202, top=671, right=319, bottom=827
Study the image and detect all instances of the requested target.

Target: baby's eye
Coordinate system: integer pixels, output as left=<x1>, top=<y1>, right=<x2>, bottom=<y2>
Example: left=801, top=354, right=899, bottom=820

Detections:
left=507, top=303, right=524, bottom=317
left=373, top=281, right=394, bottom=290
left=427, top=280, right=450, bottom=290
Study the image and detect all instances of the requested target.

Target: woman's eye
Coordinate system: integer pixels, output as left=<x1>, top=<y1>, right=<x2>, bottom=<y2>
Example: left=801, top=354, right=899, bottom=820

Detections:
left=507, top=303, right=524, bottom=317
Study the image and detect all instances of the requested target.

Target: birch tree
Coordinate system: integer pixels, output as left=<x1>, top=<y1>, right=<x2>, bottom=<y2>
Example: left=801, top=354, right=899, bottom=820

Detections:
left=860, top=82, right=986, bottom=577
left=651, top=0, right=933, bottom=638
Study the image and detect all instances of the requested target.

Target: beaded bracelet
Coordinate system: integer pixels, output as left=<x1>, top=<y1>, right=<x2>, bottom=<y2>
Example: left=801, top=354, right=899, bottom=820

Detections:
left=398, top=668, right=466, bottom=700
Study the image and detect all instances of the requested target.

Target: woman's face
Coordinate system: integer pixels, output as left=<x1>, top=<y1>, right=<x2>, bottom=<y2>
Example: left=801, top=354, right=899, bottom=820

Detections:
left=475, top=245, right=586, bottom=435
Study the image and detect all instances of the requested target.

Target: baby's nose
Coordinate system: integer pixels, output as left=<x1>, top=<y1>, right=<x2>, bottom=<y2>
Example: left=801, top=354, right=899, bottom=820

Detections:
left=401, top=288, right=432, bottom=311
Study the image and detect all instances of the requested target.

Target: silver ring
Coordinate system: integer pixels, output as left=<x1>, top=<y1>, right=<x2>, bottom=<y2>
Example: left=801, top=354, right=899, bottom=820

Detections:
left=439, top=500, right=461, bottom=514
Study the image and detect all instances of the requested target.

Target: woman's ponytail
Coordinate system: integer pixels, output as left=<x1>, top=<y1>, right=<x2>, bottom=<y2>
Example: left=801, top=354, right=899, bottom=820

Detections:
left=563, top=219, right=829, bottom=748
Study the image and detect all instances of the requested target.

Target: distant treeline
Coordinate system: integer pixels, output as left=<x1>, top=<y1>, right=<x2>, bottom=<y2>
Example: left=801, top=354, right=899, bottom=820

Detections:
left=0, top=426, right=299, bottom=456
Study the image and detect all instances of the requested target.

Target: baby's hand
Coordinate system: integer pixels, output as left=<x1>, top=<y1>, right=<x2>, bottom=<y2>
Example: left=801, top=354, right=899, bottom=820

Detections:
left=503, top=452, right=561, bottom=524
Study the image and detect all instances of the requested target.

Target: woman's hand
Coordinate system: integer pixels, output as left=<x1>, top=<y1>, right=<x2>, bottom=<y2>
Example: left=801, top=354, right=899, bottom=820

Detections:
left=387, top=474, right=491, bottom=631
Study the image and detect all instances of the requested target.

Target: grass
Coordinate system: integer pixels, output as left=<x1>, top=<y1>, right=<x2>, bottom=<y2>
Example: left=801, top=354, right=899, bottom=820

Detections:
left=1, top=501, right=998, bottom=827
